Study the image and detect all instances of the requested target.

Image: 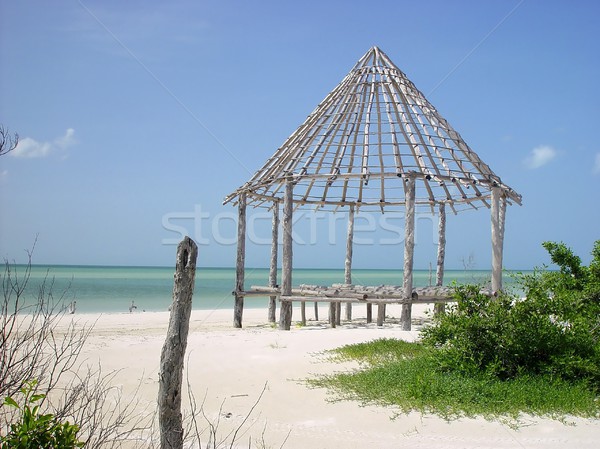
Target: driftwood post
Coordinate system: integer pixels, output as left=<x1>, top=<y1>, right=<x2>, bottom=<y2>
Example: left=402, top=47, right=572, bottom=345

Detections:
left=344, top=205, right=355, bottom=321
left=279, top=179, right=294, bottom=330
left=490, top=187, right=505, bottom=293
left=329, top=302, right=337, bottom=328
left=400, top=175, right=416, bottom=331
left=234, top=193, right=246, bottom=328
left=268, top=202, right=279, bottom=323
left=335, top=303, right=342, bottom=326
left=301, top=302, right=306, bottom=326
left=434, top=203, right=446, bottom=316
left=376, top=304, right=385, bottom=327
left=499, top=190, right=507, bottom=283
left=158, top=237, right=198, bottom=449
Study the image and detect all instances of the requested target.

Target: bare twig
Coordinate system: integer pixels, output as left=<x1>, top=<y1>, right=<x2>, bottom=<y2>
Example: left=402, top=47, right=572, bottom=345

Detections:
left=0, top=249, right=154, bottom=448
left=184, top=371, right=283, bottom=449
left=229, top=383, right=268, bottom=449
left=0, top=125, right=18, bottom=156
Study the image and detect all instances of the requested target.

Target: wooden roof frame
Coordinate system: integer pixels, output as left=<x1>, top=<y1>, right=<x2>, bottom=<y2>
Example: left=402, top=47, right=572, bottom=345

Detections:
left=225, top=46, right=521, bottom=214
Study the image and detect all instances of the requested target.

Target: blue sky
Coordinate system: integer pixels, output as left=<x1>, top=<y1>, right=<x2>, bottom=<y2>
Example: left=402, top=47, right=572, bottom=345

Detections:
left=1, top=0, right=599, bottom=270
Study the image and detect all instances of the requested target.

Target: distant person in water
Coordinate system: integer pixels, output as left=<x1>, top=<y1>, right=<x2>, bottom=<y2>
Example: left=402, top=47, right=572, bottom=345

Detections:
left=68, top=301, right=76, bottom=314
left=129, top=300, right=137, bottom=313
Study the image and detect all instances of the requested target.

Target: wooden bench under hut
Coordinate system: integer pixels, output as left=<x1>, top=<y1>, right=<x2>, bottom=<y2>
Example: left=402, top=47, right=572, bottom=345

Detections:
left=238, top=284, right=458, bottom=328
left=224, top=46, right=521, bottom=330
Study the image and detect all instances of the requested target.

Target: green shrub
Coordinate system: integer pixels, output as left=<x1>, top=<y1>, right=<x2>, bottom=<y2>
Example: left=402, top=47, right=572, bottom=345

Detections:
left=310, top=338, right=600, bottom=420
left=1, top=380, right=84, bottom=449
left=421, top=240, right=600, bottom=389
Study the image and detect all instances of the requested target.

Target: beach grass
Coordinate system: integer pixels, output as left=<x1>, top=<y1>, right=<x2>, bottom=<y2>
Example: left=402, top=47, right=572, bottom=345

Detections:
left=308, top=338, right=600, bottom=422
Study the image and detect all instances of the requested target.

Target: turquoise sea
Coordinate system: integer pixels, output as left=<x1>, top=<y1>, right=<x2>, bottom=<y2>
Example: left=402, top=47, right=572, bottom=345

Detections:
left=10, top=265, right=527, bottom=314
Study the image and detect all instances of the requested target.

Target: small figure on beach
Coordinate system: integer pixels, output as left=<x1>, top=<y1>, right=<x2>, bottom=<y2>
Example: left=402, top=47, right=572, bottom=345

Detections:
left=68, top=301, right=76, bottom=314
left=129, top=300, right=137, bottom=313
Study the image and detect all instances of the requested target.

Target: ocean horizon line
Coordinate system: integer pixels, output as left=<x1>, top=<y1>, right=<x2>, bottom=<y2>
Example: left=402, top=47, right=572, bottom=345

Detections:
left=21, top=263, right=535, bottom=272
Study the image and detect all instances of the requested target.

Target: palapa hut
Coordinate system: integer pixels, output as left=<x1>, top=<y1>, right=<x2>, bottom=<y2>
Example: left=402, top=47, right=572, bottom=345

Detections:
left=224, top=46, right=521, bottom=330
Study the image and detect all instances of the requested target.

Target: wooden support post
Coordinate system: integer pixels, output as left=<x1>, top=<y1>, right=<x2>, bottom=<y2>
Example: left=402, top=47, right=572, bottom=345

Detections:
left=336, top=303, right=342, bottom=326
left=301, top=302, right=306, bottom=326
left=234, top=193, right=246, bottom=328
left=376, top=304, right=385, bottom=327
left=401, top=176, right=416, bottom=331
left=158, top=237, right=198, bottom=449
left=279, top=180, right=294, bottom=330
left=329, top=302, right=337, bottom=328
left=491, top=187, right=504, bottom=293
left=344, top=205, right=355, bottom=321
left=499, top=191, right=507, bottom=275
left=366, top=304, right=373, bottom=323
left=314, top=302, right=319, bottom=321
left=434, top=203, right=446, bottom=316
left=268, top=202, right=279, bottom=323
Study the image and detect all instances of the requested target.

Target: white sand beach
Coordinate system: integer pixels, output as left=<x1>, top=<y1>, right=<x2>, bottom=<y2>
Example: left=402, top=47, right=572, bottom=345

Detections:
left=64, top=305, right=599, bottom=448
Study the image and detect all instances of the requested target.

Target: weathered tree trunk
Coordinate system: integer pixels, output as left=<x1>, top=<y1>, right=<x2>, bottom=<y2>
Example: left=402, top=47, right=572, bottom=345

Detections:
left=268, top=202, right=279, bottom=323
left=158, top=237, right=198, bottom=449
left=400, top=176, right=416, bottom=331
left=344, top=205, right=355, bottom=321
left=234, top=193, right=247, bottom=328
left=498, top=191, right=507, bottom=288
left=491, top=187, right=504, bottom=293
left=279, top=180, right=294, bottom=330
left=434, top=203, right=446, bottom=316
left=377, top=304, right=386, bottom=327
left=329, top=302, right=337, bottom=328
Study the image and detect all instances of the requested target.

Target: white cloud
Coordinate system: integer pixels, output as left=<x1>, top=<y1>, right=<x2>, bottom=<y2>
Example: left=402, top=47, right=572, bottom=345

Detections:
left=524, top=145, right=557, bottom=169
left=12, top=137, right=52, bottom=158
left=56, top=128, right=76, bottom=150
left=593, top=153, right=600, bottom=175
left=11, top=128, right=76, bottom=158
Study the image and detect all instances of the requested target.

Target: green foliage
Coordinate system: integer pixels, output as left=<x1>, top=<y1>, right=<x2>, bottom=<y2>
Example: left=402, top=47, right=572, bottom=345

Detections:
left=310, top=339, right=599, bottom=421
left=327, top=338, right=427, bottom=365
left=1, top=380, right=84, bottom=449
left=421, top=240, right=600, bottom=389
left=309, top=240, right=600, bottom=421
left=540, top=240, right=600, bottom=303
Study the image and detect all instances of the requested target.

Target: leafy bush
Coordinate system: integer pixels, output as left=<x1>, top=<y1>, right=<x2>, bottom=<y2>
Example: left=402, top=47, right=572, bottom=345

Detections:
left=1, top=380, right=84, bottom=449
left=310, top=339, right=600, bottom=420
left=421, top=240, right=600, bottom=389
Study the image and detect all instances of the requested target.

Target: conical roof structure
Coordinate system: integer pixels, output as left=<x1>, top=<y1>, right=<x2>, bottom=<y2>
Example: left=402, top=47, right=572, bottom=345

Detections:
left=225, top=46, right=521, bottom=213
